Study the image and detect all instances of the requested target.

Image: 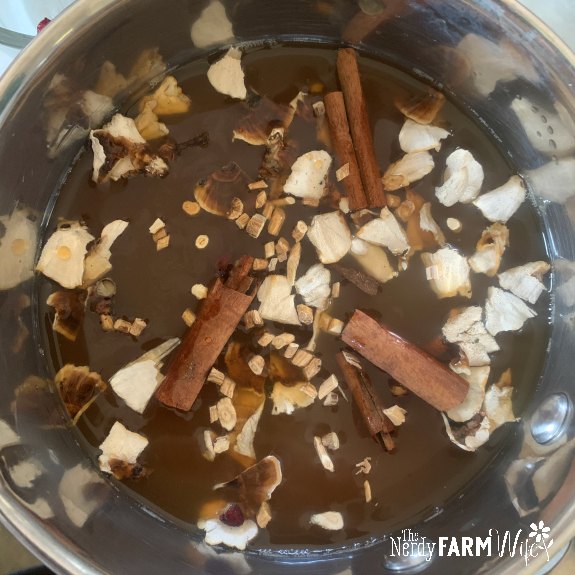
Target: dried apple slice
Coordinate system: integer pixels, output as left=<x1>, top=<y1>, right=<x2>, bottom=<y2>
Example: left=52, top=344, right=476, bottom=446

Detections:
left=399, top=119, right=450, bottom=153
left=382, top=151, right=434, bottom=191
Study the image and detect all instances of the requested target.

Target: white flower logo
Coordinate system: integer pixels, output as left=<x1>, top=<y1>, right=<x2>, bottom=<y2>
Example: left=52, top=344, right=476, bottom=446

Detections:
left=529, top=520, right=551, bottom=543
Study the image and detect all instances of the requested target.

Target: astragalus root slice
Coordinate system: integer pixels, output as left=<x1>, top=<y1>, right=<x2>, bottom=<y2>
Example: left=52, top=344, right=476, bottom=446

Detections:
left=202, top=518, right=258, bottom=551
left=270, top=382, right=315, bottom=414
left=435, top=149, right=484, bottom=206
left=283, top=150, right=332, bottom=201
left=421, top=246, right=471, bottom=298
left=314, top=436, right=334, bottom=472
left=446, top=365, right=490, bottom=422
left=36, top=222, right=95, bottom=289
left=468, top=223, right=509, bottom=277
left=109, top=338, right=180, bottom=414
left=382, top=151, right=434, bottom=191
left=83, top=220, right=129, bottom=285
left=307, top=211, right=351, bottom=264
left=258, top=275, right=301, bottom=325
left=356, top=207, right=410, bottom=255
left=90, top=114, right=169, bottom=182
left=350, top=238, right=397, bottom=284
left=498, top=261, right=551, bottom=304
left=398, top=119, right=450, bottom=153
left=473, top=175, right=526, bottom=223
left=98, top=421, right=149, bottom=477
left=485, top=287, right=536, bottom=336
left=207, top=47, right=247, bottom=100
left=310, top=511, right=344, bottom=531
left=0, top=209, right=37, bottom=291
left=295, top=263, right=331, bottom=310
left=442, top=306, right=499, bottom=366
left=419, top=203, right=446, bottom=246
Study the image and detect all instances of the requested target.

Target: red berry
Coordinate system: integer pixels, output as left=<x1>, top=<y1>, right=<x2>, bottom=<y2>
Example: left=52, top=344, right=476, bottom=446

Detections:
left=219, top=504, right=244, bottom=527
left=37, top=18, right=51, bottom=34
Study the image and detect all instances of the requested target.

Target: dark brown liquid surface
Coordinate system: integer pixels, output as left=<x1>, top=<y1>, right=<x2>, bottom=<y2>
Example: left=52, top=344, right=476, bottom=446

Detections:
left=37, top=46, right=550, bottom=548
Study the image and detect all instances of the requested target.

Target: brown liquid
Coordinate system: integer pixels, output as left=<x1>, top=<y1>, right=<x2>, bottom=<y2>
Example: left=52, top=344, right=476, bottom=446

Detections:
left=37, top=46, right=550, bottom=548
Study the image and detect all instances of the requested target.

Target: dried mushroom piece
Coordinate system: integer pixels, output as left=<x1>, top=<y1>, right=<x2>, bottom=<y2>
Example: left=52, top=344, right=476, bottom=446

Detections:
left=109, top=338, right=180, bottom=414
left=485, top=287, right=536, bottom=336
left=295, top=263, right=331, bottom=310
left=134, top=100, right=169, bottom=141
left=310, top=511, right=344, bottom=531
left=498, top=261, right=550, bottom=304
left=194, top=162, right=252, bottom=216
left=442, top=306, right=499, bottom=366
left=55, top=364, right=106, bottom=419
left=307, top=211, right=351, bottom=264
left=83, top=220, right=129, bottom=286
left=473, top=175, right=526, bottom=223
left=98, top=421, right=149, bottom=478
left=138, top=76, right=191, bottom=115
left=214, top=456, right=282, bottom=518
left=382, top=151, right=434, bottom=191
left=271, top=382, right=315, bottom=414
left=0, top=209, right=37, bottom=291
left=233, top=96, right=293, bottom=146
left=258, top=275, right=301, bottom=325
left=46, top=290, right=87, bottom=342
left=468, top=223, right=509, bottom=277
left=398, top=119, right=450, bottom=153
left=90, top=114, right=169, bottom=182
left=442, top=413, right=491, bottom=452
left=435, top=149, right=484, bottom=207
left=207, top=47, right=247, bottom=100
left=36, top=222, right=95, bottom=289
left=446, top=365, right=490, bottom=422
left=421, top=246, right=472, bottom=299
left=350, top=238, right=397, bottom=284
left=356, top=207, right=410, bottom=255
left=396, top=88, right=445, bottom=124
left=284, top=150, right=332, bottom=201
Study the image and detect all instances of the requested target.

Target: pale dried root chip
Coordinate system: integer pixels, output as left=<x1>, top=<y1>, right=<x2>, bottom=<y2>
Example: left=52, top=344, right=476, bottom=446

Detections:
left=310, top=511, right=344, bottom=531
left=207, top=47, right=247, bottom=100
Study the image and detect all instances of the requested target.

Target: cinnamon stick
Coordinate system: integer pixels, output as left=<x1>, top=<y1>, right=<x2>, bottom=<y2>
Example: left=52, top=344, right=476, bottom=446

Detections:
left=324, top=91, right=367, bottom=211
left=336, top=48, right=386, bottom=208
left=342, top=310, right=469, bottom=412
left=336, top=350, right=395, bottom=451
left=156, top=256, right=256, bottom=411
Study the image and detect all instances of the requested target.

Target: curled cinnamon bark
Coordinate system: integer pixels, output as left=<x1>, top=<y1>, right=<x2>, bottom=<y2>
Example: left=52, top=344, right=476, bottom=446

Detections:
left=324, top=91, right=367, bottom=210
left=156, top=256, right=256, bottom=411
left=341, top=310, right=469, bottom=412
left=336, top=350, right=395, bottom=451
left=336, top=48, right=386, bottom=208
